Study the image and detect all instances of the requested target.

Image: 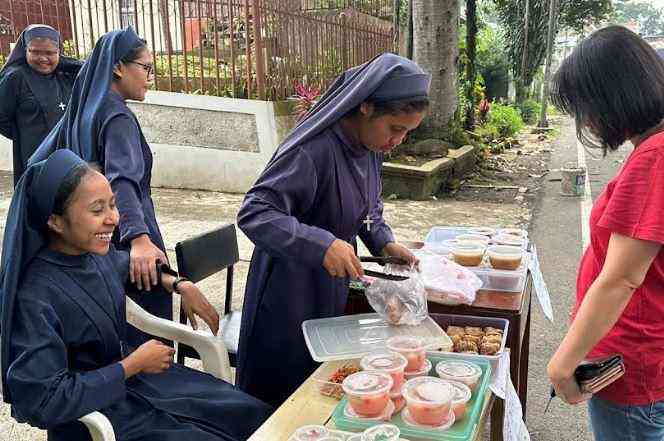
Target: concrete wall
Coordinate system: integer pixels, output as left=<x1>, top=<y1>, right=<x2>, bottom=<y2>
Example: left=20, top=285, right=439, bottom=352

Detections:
left=0, top=91, right=298, bottom=193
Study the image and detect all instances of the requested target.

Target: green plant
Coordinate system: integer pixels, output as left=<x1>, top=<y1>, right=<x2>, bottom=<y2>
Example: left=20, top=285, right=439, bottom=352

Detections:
left=485, top=103, right=524, bottom=138
left=518, top=99, right=541, bottom=124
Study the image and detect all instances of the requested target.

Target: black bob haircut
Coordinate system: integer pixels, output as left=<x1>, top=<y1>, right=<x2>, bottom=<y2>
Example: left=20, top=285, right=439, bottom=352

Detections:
left=550, top=25, right=664, bottom=154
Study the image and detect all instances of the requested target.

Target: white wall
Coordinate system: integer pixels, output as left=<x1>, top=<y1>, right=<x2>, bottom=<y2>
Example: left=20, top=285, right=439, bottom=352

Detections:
left=0, top=91, right=283, bottom=193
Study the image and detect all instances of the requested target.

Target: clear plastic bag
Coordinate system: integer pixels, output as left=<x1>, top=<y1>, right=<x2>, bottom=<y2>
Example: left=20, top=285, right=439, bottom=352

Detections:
left=414, top=250, right=482, bottom=305
left=365, top=264, right=428, bottom=326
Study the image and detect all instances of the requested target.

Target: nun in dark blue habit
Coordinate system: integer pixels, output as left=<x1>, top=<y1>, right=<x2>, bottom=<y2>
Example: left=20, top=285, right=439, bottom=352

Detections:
left=0, top=150, right=271, bottom=441
left=0, top=24, right=82, bottom=186
left=236, top=53, right=431, bottom=406
left=30, top=27, right=174, bottom=347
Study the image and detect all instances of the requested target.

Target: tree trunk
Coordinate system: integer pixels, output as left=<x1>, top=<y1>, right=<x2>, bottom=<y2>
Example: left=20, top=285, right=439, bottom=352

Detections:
left=464, top=0, right=477, bottom=130
left=393, top=0, right=401, bottom=53
left=538, top=0, right=558, bottom=128
left=407, top=0, right=414, bottom=59
left=413, top=0, right=459, bottom=133
left=516, top=0, right=530, bottom=105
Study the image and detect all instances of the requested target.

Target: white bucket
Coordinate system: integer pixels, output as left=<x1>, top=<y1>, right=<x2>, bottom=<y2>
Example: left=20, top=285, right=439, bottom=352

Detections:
left=560, top=162, right=586, bottom=196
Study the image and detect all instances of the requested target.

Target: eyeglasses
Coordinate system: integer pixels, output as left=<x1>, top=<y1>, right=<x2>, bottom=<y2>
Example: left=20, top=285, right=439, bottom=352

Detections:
left=128, top=61, right=154, bottom=76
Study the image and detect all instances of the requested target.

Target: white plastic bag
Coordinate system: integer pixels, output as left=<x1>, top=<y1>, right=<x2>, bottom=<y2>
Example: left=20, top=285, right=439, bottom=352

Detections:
left=365, top=265, right=428, bottom=326
left=415, top=250, right=482, bottom=305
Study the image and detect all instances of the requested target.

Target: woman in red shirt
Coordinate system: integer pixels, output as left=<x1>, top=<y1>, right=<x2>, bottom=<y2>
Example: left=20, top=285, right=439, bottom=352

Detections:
left=547, top=26, right=664, bottom=440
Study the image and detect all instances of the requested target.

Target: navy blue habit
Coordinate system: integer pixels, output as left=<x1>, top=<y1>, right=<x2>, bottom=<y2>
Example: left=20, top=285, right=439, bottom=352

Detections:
left=1, top=150, right=271, bottom=441
left=236, top=53, right=431, bottom=406
left=29, top=27, right=171, bottom=347
left=0, top=24, right=82, bottom=186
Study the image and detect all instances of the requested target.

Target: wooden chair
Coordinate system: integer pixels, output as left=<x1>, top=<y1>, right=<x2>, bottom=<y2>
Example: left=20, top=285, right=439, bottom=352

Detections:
left=175, top=224, right=241, bottom=367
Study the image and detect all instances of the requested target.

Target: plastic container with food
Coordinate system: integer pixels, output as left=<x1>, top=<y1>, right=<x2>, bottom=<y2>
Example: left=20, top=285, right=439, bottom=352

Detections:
left=497, top=228, right=528, bottom=239
left=402, top=376, right=455, bottom=426
left=385, top=336, right=427, bottom=372
left=342, top=371, right=393, bottom=417
left=455, top=233, right=490, bottom=246
left=292, top=425, right=330, bottom=441
left=492, top=234, right=527, bottom=248
left=450, top=242, right=486, bottom=267
left=362, top=424, right=401, bottom=441
left=360, top=351, right=408, bottom=395
left=313, top=362, right=361, bottom=400
left=404, top=358, right=432, bottom=381
left=449, top=381, right=472, bottom=421
left=468, top=227, right=496, bottom=236
left=486, top=245, right=524, bottom=270
left=435, top=360, right=483, bottom=391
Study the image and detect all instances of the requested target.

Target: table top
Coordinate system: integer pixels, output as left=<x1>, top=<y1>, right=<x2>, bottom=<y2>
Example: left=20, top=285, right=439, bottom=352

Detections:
left=247, top=359, right=495, bottom=441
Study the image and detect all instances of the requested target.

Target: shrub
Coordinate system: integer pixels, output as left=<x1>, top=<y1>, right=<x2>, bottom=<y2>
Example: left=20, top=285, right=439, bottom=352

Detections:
left=518, top=99, right=541, bottom=124
left=486, top=103, right=523, bottom=138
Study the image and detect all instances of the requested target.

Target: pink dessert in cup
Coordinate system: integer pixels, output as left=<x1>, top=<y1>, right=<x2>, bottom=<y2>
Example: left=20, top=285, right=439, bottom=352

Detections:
left=402, top=376, right=454, bottom=426
left=342, top=371, right=393, bottom=417
left=386, top=336, right=427, bottom=372
left=360, top=351, right=408, bottom=395
left=435, top=360, right=482, bottom=391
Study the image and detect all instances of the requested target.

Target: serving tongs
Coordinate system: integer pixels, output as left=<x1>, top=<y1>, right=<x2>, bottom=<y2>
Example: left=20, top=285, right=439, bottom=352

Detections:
left=359, top=256, right=410, bottom=281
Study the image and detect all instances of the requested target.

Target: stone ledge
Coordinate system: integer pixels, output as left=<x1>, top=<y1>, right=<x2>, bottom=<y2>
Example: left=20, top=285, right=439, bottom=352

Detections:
left=382, top=145, right=476, bottom=200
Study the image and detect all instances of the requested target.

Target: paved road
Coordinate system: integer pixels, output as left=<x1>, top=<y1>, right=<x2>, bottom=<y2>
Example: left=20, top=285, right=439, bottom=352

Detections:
left=525, top=120, right=630, bottom=440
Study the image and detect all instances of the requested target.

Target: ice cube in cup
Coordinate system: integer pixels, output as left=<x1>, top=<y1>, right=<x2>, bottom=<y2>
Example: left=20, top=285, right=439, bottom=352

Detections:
left=360, top=351, right=408, bottom=394
left=342, top=371, right=393, bottom=417
left=402, top=376, right=454, bottom=426
left=386, top=336, right=427, bottom=372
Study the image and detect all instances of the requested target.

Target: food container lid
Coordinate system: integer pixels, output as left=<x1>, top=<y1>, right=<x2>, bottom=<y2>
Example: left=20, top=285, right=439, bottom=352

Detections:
left=360, top=351, right=408, bottom=373
left=486, top=245, right=523, bottom=258
left=435, top=360, right=482, bottom=380
left=467, top=227, right=496, bottom=236
left=497, top=228, right=528, bottom=238
left=402, top=376, right=454, bottom=406
left=456, top=234, right=490, bottom=244
left=386, top=335, right=426, bottom=353
left=492, top=234, right=527, bottom=247
left=404, top=358, right=432, bottom=379
left=342, top=371, right=393, bottom=396
left=292, top=425, right=329, bottom=441
left=449, top=381, right=472, bottom=404
left=451, top=242, right=486, bottom=254
left=362, top=424, right=401, bottom=441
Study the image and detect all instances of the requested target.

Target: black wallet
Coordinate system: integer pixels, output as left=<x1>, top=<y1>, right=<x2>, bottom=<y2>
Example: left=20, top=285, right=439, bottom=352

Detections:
left=545, top=354, right=625, bottom=412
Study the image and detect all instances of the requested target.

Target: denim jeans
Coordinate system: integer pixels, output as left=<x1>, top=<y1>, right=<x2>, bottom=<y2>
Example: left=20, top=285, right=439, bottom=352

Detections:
left=588, top=395, right=664, bottom=441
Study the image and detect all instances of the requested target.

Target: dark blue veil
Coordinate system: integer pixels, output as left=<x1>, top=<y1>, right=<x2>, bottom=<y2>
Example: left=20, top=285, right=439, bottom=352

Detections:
left=29, top=27, right=143, bottom=164
left=273, top=53, right=431, bottom=161
left=0, top=150, right=86, bottom=403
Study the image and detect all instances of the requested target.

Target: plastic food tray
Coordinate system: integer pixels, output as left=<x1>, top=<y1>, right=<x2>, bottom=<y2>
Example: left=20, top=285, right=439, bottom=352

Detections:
left=425, top=226, right=529, bottom=251
left=331, top=354, right=492, bottom=441
left=303, top=314, right=453, bottom=362
left=428, top=313, right=509, bottom=373
left=289, top=428, right=411, bottom=440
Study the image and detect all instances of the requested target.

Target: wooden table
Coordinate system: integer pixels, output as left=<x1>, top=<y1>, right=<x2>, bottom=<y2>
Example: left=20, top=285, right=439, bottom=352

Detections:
left=248, top=359, right=495, bottom=441
left=345, top=276, right=533, bottom=441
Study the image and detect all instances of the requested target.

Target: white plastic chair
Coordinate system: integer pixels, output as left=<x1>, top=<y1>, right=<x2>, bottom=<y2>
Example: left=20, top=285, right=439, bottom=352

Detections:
left=76, top=296, right=233, bottom=441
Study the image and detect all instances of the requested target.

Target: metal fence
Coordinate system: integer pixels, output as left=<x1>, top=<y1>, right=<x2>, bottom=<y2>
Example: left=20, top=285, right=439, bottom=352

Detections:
left=0, top=0, right=393, bottom=100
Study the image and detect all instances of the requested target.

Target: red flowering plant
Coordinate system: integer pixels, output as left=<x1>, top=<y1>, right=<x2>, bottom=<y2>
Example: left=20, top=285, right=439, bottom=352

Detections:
left=292, top=82, right=321, bottom=121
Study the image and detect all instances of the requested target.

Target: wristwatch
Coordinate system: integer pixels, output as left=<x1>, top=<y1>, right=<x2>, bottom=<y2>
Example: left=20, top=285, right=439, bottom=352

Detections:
left=172, top=277, right=189, bottom=294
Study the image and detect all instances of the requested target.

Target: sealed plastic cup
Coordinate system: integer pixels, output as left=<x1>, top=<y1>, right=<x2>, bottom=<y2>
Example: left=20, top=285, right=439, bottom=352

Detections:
left=435, top=360, right=482, bottom=391
left=497, top=228, right=528, bottom=239
left=360, top=351, right=408, bottom=394
left=456, top=234, right=490, bottom=246
left=449, top=381, right=472, bottom=421
left=404, top=358, right=432, bottom=381
left=292, top=425, right=330, bottom=441
left=386, top=336, right=427, bottom=372
left=362, top=424, right=401, bottom=441
left=492, top=234, right=527, bottom=248
left=451, top=242, right=486, bottom=267
left=342, top=371, right=393, bottom=417
left=402, top=376, right=454, bottom=426
left=468, top=227, right=495, bottom=236
left=487, top=245, right=523, bottom=270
